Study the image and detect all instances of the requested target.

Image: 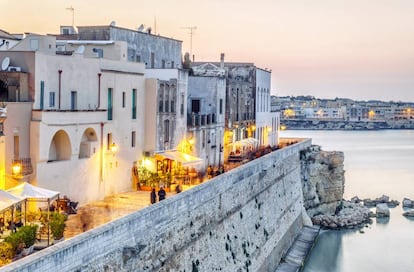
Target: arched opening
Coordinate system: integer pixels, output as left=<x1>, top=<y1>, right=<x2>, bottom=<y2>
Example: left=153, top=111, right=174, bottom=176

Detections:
left=48, top=130, right=71, bottom=162
left=79, top=128, right=98, bottom=158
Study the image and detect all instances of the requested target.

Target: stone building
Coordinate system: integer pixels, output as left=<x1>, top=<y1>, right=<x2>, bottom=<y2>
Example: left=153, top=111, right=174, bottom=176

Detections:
left=193, top=55, right=279, bottom=161
left=188, top=60, right=226, bottom=169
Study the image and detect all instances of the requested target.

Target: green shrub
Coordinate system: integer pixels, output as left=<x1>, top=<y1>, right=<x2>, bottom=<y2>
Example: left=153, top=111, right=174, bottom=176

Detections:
left=19, top=225, right=38, bottom=248
left=50, top=212, right=67, bottom=240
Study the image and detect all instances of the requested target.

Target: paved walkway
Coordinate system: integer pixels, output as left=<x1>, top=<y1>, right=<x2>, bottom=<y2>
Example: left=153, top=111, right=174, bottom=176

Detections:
left=64, top=189, right=181, bottom=239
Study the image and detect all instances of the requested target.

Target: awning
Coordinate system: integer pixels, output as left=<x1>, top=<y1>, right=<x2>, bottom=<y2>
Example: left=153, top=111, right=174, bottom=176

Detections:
left=228, top=137, right=259, bottom=151
left=156, top=150, right=203, bottom=166
left=7, top=182, right=60, bottom=201
left=0, top=190, right=23, bottom=213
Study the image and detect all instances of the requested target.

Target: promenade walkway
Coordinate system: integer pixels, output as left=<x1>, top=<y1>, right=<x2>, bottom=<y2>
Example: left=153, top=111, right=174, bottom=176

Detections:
left=64, top=189, right=183, bottom=239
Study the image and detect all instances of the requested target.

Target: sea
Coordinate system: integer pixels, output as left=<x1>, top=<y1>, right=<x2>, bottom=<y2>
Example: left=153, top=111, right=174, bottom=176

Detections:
left=280, top=129, right=414, bottom=272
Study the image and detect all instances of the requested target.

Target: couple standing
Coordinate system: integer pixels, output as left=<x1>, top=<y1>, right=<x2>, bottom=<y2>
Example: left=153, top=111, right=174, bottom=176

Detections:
left=150, top=187, right=166, bottom=204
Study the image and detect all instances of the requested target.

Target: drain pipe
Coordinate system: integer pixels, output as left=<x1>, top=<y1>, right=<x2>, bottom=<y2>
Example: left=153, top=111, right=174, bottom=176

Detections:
left=97, top=73, right=102, bottom=109
left=58, top=69, right=62, bottom=109
left=100, top=122, right=104, bottom=181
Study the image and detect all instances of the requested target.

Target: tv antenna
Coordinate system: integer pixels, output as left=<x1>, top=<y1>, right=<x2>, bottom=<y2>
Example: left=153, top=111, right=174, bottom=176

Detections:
left=181, top=26, right=197, bottom=58
left=66, top=6, right=75, bottom=27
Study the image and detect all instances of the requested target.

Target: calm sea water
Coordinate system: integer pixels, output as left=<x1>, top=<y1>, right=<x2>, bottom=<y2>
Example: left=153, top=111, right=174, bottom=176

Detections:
left=280, top=130, right=414, bottom=272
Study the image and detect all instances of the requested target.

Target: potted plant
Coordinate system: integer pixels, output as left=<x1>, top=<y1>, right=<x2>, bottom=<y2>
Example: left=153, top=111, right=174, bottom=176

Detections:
left=50, top=212, right=67, bottom=243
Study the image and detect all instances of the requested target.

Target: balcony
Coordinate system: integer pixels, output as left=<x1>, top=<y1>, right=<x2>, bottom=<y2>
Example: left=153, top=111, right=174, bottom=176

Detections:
left=32, top=109, right=107, bottom=125
left=12, top=158, right=33, bottom=178
left=187, top=113, right=216, bottom=127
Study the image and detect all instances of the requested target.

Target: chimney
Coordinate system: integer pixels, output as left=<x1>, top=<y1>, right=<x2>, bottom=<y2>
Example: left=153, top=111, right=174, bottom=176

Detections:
left=220, top=53, right=225, bottom=69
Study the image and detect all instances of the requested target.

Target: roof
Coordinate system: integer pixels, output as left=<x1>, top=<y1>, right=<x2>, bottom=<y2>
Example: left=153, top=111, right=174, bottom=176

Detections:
left=0, top=29, right=20, bottom=40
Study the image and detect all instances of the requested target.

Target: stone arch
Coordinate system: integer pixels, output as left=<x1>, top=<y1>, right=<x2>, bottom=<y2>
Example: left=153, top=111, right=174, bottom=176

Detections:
left=79, top=127, right=98, bottom=159
left=48, top=130, right=72, bottom=162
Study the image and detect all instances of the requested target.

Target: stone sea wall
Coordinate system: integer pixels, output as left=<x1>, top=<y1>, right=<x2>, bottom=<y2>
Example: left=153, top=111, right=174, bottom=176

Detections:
left=2, top=140, right=312, bottom=272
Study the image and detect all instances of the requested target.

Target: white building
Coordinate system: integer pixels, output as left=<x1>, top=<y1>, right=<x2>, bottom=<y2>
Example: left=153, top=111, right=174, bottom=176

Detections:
left=0, top=29, right=21, bottom=51
left=0, top=34, right=146, bottom=204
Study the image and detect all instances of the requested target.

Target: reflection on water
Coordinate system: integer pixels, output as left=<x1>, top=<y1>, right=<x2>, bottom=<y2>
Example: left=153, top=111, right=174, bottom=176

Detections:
left=281, top=130, right=414, bottom=272
left=304, top=230, right=343, bottom=272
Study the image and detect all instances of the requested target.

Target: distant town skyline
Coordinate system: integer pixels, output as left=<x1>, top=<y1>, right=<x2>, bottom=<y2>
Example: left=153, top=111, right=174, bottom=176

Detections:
left=2, top=0, right=413, bottom=102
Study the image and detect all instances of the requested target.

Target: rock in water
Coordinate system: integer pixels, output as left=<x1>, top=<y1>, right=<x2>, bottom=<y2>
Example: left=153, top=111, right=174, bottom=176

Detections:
left=376, top=203, right=390, bottom=217
left=402, top=198, right=413, bottom=208
left=402, top=210, right=414, bottom=217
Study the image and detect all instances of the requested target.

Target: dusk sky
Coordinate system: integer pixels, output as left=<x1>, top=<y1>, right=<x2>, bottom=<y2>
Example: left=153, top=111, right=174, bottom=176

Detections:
left=2, top=0, right=414, bottom=102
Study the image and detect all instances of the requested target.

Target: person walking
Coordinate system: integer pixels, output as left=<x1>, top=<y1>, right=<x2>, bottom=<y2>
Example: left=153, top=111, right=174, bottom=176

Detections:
left=158, top=186, right=166, bottom=201
left=150, top=187, right=157, bottom=204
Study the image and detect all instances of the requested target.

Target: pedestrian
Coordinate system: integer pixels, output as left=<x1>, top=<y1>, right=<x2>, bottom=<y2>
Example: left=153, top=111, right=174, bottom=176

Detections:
left=175, top=184, right=182, bottom=194
left=150, top=187, right=157, bottom=204
left=158, top=186, right=166, bottom=201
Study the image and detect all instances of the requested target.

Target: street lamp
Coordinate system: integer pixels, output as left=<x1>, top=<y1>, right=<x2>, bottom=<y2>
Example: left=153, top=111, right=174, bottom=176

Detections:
left=12, top=162, right=22, bottom=178
left=110, top=142, right=118, bottom=153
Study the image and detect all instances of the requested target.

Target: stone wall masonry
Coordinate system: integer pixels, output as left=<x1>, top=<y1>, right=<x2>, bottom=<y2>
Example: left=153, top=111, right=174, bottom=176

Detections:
left=2, top=139, right=312, bottom=272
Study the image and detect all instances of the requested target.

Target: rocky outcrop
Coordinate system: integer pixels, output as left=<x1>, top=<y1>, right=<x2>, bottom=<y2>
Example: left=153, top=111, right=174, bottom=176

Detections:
left=311, top=201, right=371, bottom=229
left=300, top=145, right=345, bottom=217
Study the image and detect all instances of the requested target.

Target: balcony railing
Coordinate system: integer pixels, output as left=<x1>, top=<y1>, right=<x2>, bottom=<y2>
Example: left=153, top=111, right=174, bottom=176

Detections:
left=12, top=158, right=33, bottom=177
left=187, top=113, right=216, bottom=127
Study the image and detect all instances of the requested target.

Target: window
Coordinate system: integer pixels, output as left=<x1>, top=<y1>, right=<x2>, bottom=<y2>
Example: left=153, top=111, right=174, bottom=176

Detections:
left=14, top=135, right=19, bottom=159
left=132, top=89, right=137, bottom=119
left=171, top=61, right=175, bottom=68
left=107, top=133, right=113, bottom=151
left=219, top=99, right=223, bottom=114
left=40, top=81, right=44, bottom=110
left=49, top=92, right=55, bottom=107
left=108, top=88, right=113, bottom=120
left=30, top=39, right=39, bottom=50
left=170, top=100, right=175, bottom=113
left=131, top=131, right=136, bottom=147
left=122, top=92, right=126, bottom=108
left=151, top=52, right=155, bottom=68
left=162, top=60, right=166, bottom=68
left=136, top=55, right=141, bottom=62
left=180, top=94, right=184, bottom=115
left=71, top=91, right=77, bottom=111
left=164, top=120, right=170, bottom=143
left=165, top=100, right=169, bottom=112
left=192, top=99, right=200, bottom=113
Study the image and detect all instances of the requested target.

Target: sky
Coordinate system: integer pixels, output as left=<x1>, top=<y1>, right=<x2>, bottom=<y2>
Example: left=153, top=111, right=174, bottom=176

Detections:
left=1, top=0, right=414, bottom=102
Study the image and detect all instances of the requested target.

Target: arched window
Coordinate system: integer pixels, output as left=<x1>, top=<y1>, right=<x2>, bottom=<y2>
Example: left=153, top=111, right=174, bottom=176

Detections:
left=48, top=130, right=71, bottom=162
